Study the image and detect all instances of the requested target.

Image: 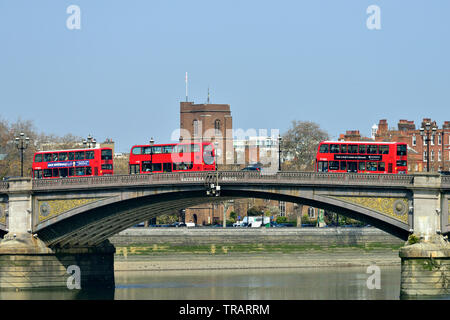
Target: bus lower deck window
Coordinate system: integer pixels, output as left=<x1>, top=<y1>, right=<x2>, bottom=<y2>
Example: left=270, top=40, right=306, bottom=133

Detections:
left=378, top=162, right=385, bottom=171
left=359, top=162, right=366, bottom=171
left=367, top=162, right=378, bottom=171
left=329, top=161, right=339, bottom=170
left=129, top=164, right=139, bottom=174
left=340, top=161, right=347, bottom=171
left=76, top=167, right=85, bottom=176
left=318, top=161, right=328, bottom=172
left=59, top=168, right=68, bottom=177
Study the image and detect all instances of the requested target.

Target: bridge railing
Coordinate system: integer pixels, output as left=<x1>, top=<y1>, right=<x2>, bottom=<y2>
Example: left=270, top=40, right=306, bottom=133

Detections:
left=31, top=171, right=416, bottom=191
left=0, top=181, right=8, bottom=192
left=442, top=175, right=450, bottom=188
left=233, top=171, right=415, bottom=186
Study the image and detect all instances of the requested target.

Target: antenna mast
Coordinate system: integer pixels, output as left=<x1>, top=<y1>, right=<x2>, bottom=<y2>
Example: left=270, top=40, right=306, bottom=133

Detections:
left=185, top=72, right=188, bottom=102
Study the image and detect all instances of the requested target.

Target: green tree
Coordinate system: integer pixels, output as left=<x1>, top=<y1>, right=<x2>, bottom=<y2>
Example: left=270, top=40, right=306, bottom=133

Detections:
left=229, top=211, right=237, bottom=223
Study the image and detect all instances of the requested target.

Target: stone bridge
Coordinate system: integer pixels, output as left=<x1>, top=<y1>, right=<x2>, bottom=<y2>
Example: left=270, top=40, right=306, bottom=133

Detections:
left=0, top=171, right=449, bottom=296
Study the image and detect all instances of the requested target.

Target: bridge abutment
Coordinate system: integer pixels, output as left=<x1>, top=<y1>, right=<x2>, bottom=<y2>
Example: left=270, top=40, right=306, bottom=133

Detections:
left=0, top=234, right=115, bottom=289
left=0, top=178, right=115, bottom=290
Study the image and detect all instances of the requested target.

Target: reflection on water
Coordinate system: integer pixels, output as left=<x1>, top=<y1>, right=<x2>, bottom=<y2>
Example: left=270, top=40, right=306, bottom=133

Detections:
left=114, top=267, right=401, bottom=300
left=0, top=266, right=408, bottom=300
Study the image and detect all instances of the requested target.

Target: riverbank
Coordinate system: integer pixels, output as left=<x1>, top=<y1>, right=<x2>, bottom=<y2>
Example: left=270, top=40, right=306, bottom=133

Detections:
left=111, top=227, right=404, bottom=271
left=114, top=247, right=402, bottom=272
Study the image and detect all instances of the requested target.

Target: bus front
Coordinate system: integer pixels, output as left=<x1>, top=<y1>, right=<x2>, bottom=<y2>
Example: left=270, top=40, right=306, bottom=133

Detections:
left=395, top=143, right=407, bottom=174
left=100, top=148, right=114, bottom=175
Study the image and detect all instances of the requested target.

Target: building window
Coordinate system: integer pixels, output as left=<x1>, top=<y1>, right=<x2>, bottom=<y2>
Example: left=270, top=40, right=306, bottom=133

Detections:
left=431, top=150, right=434, bottom=162
left=193, top=120, right=199, bottom=137
left=423, top=136, right=427, bottom=146
left=431, top=136, right=435, bottom=146
left=412, top=135, right=416, bottom=146
left=279, top=201, right=286, bottom=217
left=214, top=119, right=221, bottom=136
left=308, top=207, right=315, bottom=219
left=423, top=151, right=427, bottom=162
left=438, top=150, right=442, bottom=162
left=438, top=134, right=442, bottom=145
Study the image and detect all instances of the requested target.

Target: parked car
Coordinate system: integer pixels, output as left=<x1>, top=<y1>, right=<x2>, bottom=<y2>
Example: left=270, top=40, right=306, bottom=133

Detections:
left=277, top=223, right=295, bottom=227
left=133, top=222, right=145, bottom=227
left=171, top=222, right=187, bottom=227
left=241, top=164, right=262, bottom=171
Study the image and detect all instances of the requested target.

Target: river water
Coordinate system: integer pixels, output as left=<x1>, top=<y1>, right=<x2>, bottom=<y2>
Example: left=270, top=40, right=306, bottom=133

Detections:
left=0, top=266, right=410, bottom=300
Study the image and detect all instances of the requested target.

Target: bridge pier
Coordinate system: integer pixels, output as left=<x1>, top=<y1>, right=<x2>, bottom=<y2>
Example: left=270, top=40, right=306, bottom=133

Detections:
left=0, top=178, right=115, bottom=290
left=399, top=174, right=450, bottom=298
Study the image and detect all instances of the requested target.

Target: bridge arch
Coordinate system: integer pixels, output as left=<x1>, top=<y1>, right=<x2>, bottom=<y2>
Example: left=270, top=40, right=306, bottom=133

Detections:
left=35, top=185, right=411, bottom=248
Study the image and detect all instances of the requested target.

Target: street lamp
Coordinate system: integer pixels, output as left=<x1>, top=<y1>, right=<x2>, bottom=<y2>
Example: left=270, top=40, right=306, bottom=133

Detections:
left=82, top=134, right=96, bottom=148
left=214, top=141, right=219, bottom=195
left=150, top=137, right=154, bottom=172
left=14, top=132, right=30, bottom=177
left=278, top=135, right=282, bottom=171
left=420, top=123, right=436, bottom=172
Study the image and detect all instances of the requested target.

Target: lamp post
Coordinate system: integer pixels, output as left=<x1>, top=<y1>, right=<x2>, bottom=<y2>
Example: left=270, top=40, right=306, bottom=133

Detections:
left=15, top=132, right=30, bottom=177
left=278, top=135, right=282, bottom=171
left=440, top=129, right=445, bottom=172
left=150, top=137, right=154, bottom=172
left=82, top=134, right=96, bottom=148
left=420, top=123, right=436, bottom=172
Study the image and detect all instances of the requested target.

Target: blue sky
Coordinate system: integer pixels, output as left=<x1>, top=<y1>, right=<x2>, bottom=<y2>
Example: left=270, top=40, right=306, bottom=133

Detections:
left=0, top=1, right=449, bottom=152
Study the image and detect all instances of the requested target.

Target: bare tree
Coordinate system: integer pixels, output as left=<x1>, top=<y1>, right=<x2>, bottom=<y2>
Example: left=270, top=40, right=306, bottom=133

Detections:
left=0, top=118, right=82, bottom=179
left=281, top=120, right=329, bottom=171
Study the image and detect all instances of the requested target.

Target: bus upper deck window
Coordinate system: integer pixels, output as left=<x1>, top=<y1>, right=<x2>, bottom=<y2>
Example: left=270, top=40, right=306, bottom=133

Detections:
left=380, top=145, right=389, bottom=154
left=348, top=145, right=358, bottom=153
left=319, top=144, right=329, bottom=153
left=101, top=149, right=112, bottom=160
left=367, top=145, right=377, bottom=154
left=397, top=145, right=407, bottom=156
left=34, top=154, right=42, bottom=162
left=330, top=144, right=340, bottom=153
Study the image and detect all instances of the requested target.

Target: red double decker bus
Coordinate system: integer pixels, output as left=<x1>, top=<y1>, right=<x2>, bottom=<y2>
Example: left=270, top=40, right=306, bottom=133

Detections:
left=32, top=148, right=113, bottom=179
left=315, top=141, right=407, bottom=174
left=129, top=142, right=215, bottom=174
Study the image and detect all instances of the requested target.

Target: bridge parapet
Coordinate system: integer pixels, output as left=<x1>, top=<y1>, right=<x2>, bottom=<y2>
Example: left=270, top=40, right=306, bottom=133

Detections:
left=31, top=171, right=416, bottom=191
left=442, top=176, right=450, bottom=187
left=0, top=181, right=8, bottom=193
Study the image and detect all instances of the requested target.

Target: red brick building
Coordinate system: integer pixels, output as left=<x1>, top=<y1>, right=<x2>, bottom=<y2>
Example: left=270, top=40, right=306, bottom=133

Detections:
left=179, top=101, right=233, bottom=166
left=178, top=100, right=303, bottom=225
